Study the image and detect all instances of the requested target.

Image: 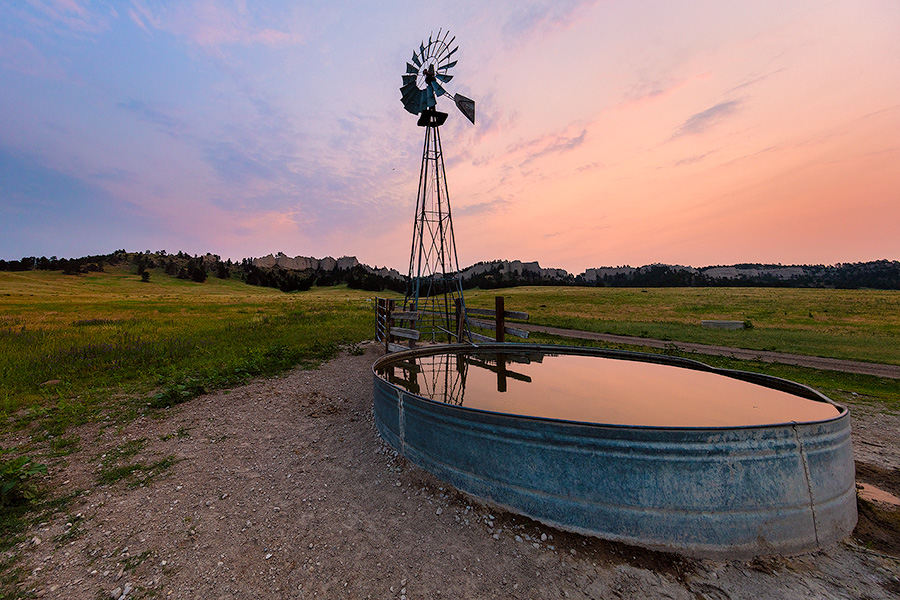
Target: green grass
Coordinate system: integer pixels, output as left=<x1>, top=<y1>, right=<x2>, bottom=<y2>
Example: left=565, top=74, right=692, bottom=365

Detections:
left=97, top=454, right=178, bottom=487
left=4, top=277, right=898, bottom=428
left=0, top=268, right=377, bottom=432
left=463, top=286, right=900, bottom=365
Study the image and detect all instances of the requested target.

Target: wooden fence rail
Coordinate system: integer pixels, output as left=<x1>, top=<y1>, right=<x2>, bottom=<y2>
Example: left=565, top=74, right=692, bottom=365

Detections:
left=375, top=298, right=421, bottom=353
left=458, top=296, right=529, bottom=343
left=376, top=296, right=528, bottom=353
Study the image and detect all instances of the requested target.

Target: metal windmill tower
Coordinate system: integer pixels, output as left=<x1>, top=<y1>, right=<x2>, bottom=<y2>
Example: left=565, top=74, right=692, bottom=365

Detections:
left=399, top=29, right=476, bottom=343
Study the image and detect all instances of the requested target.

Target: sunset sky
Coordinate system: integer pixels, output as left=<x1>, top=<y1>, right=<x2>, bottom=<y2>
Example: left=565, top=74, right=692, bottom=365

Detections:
left=2, top=1, right=899, bottom=273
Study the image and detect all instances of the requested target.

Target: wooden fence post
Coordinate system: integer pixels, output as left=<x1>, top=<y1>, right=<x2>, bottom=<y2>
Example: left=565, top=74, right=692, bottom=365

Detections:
left=375, top=298, right=379, bottom=338
left=386, top=298, right=395, bottom=353
left=495, top=296, right=505, bottom=343
left=376, top=298, right=385, bottom=347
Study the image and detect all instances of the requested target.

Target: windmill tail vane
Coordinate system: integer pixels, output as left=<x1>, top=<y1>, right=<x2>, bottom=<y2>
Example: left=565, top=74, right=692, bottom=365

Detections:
left=452, top=94, right=475, bottom=125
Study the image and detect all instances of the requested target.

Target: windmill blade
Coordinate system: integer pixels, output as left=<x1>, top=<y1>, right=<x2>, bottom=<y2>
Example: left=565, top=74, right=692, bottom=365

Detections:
left=435, top=72, right=453, bottom=83
left=444, top=45, right=458, bottom=61
left=430, top=81, right=447, bottom=97
left=401, top=97, right=419, bottom=115
left=439, top=60, right=457, bottom=71
left=401, top=86, right=421, bottom=104
left=419, top=42, right=426, bottom=63
left=406, top=62, right=419, bottom=75
left=401, top=85, right=424, bottom=114
left=402, top=74, right=417, bottom=86
left=411, top=52, right=421, bottom=68
left=454, top=94, right=475, bottom=125
left=400, top=83, right=418, bottom=100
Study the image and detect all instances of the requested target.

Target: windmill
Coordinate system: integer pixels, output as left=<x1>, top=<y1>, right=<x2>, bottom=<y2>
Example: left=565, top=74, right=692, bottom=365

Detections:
left=399, top=29, right=475, bottom=343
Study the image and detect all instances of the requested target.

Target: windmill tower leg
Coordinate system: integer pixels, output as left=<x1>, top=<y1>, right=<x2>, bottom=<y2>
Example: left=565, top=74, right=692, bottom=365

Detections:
left=404, top=109, right=471, bottom=343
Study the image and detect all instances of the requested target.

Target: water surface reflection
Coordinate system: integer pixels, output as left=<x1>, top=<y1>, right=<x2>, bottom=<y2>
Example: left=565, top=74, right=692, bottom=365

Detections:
left=377, top=350, right=841, bottom=427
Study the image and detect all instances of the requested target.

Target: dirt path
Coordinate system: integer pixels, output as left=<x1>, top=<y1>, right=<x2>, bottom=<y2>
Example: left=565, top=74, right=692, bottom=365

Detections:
left=518, top=324, right=900, bottom=379
left=7, top=343, right=900, bottom=599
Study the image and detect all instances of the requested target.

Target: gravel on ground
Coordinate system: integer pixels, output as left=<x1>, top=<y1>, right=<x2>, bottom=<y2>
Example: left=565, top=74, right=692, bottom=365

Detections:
left=6, top=343, right=900, bottom=599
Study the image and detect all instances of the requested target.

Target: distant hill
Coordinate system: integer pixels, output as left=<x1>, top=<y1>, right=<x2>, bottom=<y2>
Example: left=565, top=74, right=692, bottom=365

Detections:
left=580, top=261, right=900, bottom=289
left=2, top=251, right=898, bottom=290
left=454, top=258, right=900, bottom=290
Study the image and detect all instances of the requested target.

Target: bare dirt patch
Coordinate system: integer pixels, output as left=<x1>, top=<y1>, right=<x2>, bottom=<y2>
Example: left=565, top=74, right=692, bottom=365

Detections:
left=6, top=343, right=900, bottom=599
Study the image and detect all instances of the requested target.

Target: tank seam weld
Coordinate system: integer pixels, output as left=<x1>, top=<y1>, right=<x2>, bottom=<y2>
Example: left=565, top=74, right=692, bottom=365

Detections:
left=793, top=422, right=819, bottom=546
left=398, top=390, right=406, bottom=455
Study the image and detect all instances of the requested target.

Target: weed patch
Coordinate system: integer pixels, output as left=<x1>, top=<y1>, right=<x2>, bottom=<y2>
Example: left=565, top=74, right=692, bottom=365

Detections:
left=72, top=318, right=134, bottom=327
left=121, top=549, right=154, bottom=573
left=149, top=378, right=207, bottom=409
left=53, top=513, right=86, bottom=543
left=96, top=441, right=177, bottom=487
left=0, top=453, right=47, bottom=507
left=0, top=489, right=80, bottom=598
left=98, top=455, right=178, bottom=488
left=0, top=558, right=25, bottom=600
left=159, top=427, right=191, bottom=441
left=48, top=434, right=81, bottom=456
left=149, top=341, right=339, bottom=409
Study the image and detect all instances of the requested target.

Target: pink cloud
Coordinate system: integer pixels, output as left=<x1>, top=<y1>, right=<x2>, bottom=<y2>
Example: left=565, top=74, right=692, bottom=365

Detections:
left=131, top=1, right=304, bottom=50
left=501, top=0, right=599, bottom=44
left=0, top=33, right=66, bottom=79
left=489, top=122, right=592, bottom=172
left=24, top=0, right=113, bottom=34
left=127, top=1, right=159, bottom=34
left=671, top=99, right=743, bottom=138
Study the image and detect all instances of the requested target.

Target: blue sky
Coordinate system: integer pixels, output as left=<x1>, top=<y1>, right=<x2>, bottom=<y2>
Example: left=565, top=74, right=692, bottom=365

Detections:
left=2, top=1, right=899, bottom=272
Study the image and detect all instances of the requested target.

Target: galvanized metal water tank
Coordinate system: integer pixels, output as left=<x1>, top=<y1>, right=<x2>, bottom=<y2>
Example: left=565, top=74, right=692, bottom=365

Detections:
left=372, top=344, right=857, bottom=558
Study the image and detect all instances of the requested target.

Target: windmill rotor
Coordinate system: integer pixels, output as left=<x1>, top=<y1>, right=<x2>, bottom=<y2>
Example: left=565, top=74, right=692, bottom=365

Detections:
left=400, top=29, right=475, bottom=124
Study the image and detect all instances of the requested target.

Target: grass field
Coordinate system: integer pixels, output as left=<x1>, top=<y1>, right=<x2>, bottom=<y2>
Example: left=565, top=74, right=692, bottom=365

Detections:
left=464, top=286, right=900, bottom=365
left=0, top=268, right=375, bottom=435
left=4, top=274, right=900, bottom=435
